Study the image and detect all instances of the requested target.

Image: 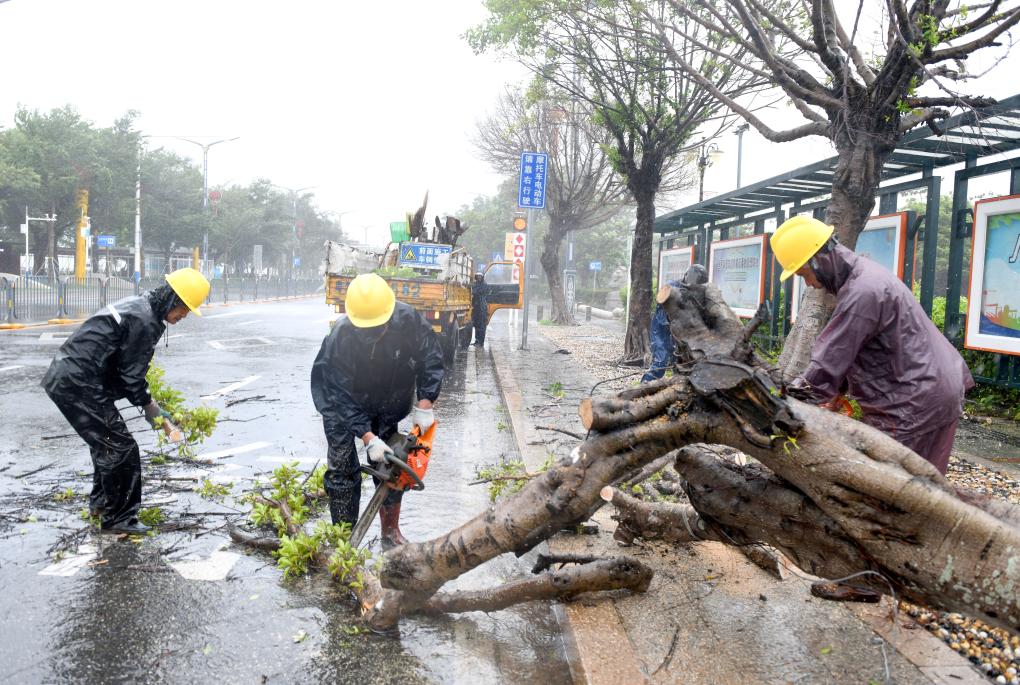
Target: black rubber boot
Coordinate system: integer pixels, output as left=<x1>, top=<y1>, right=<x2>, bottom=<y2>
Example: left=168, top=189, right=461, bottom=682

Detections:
left=100, top=519, right=150, bottom=535
left=328, top=489, right=360, bottom=528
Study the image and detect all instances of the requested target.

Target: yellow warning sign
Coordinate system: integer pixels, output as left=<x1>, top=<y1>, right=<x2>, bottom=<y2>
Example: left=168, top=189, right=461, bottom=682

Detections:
left=403, top=248, right=416, bottom=261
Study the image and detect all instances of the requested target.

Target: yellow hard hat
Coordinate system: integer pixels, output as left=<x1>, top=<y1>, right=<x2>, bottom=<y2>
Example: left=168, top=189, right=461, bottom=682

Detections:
left=165, top=267, right=211, bottom=316
left=770, top=216, right=834, bottom=281
left=345, top=273, right=395, bottom=328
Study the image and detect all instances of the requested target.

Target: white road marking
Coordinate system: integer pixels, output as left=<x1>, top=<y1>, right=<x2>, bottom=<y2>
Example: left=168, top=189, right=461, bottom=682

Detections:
left=238, top=319, right=264, bottom=326
left=167, top=334, right=187, bottom=340
left=200, top=375, right=260, bottom=400
left=199, top=441, right=272, bottom=460
left=39, top=332, right=70, bottom=344
left=39, top=544, right=98, bottom=577
left=206, top=337, right=275, bottom=350
left=0, top=365, right=25, bottom=373
left=257, top=456, right=319, bottom=466
left=171, top=543, right=240, bottom=582
left=204, top=311, right=245, bottom=319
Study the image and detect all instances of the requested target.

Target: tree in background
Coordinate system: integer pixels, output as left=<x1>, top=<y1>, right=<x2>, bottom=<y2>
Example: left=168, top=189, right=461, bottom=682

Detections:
left=469, top=0, right=769, bottom=361
left=138, top=147, right=206, bottom=269
left=0, top=104, right=342, bottom=278
left=474, top=87, right=628, bottom=324
left=648, top=0, right=1020, bottom=377
left=455, top=178, right=530, bottom=265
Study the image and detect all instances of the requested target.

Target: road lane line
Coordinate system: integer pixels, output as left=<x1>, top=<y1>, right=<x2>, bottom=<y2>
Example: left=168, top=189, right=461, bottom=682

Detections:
left=199, top=441, right=271, bottom=460
left=0, top=365, right=25, bottom=373
left=204, top=311, right=245, bottom=319
left=171, top=543, right=240, bottom=582
left=200, top=375, right=260, bottom=400
left=39, top=332, right=70, bottom=344
left=238, top=319, right=264, bottom=326
left=39, top=544, right=98, bottom=577
left=167, top=334, right=187, bottom=340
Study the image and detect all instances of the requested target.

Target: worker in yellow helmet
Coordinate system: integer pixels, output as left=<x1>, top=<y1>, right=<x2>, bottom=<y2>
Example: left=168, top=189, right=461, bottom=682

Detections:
left=772, top=216, right=973, bottom=600
left=42, top=268, right=210, bottom=535
left=310, top=273, right=444, bottom=548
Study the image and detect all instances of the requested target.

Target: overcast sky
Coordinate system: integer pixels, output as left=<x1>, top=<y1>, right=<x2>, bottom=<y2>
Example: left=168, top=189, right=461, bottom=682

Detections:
left=1, top=0, right=1018, bottom=244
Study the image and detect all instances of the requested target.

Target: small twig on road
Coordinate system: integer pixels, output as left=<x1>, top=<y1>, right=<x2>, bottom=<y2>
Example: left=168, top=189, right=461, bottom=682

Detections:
left=652, top=626, right=681, bottom=675
left=216, top=415, right=267, bottom=423
left=14, top=462, right=58, bottom=479
left=535, top=425, right=584, bottom=440
left=225, top=394, right=278, bottom=408
left=531, top=553, right=598, bottom=573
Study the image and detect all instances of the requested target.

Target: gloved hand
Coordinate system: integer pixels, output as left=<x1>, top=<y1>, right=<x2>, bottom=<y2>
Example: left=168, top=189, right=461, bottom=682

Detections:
left=366, top=436, right=395, bottom=463
left=410, top=405, right=435, bottom=432
left=144, top=401, right=172, bottom=425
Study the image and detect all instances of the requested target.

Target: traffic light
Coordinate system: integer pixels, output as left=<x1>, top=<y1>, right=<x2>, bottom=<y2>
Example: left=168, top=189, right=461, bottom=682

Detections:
left=512, top=215, right=527, bottom=231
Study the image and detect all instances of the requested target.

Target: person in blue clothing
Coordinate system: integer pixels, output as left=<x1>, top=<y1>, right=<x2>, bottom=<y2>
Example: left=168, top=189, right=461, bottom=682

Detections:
left=641, top=264, right=708, bottom=382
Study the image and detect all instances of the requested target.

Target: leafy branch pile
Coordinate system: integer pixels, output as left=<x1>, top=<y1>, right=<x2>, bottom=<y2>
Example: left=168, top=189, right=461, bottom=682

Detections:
left=146, top=364, right=219, bottom=459
left=240, top=461, right=372, bottom=586
left=474, top=454, right=554, bottom=502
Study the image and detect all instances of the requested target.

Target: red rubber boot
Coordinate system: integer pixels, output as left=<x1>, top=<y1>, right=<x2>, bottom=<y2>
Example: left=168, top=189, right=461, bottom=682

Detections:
left=379, top=501, right=409, bottom=550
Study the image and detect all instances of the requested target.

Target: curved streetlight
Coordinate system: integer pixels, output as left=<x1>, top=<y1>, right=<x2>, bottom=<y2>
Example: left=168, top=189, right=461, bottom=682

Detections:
left=175, top=136, right=240, bottom=262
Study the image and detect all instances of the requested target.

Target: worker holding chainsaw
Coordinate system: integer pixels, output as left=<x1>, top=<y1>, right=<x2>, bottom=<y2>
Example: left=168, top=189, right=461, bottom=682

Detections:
left=41, top=268, right=210, bottom=535
left=771, top=216, right=974, bottom=475
left=310, top=273, right=444, bottom=548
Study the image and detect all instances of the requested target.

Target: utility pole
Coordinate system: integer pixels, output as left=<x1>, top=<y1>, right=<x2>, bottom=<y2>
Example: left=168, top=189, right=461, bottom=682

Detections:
left=735, top=123, right=750, bottom=189
left=22, top=207, right=57, bottom=278
left=175, top=136, right=240, bottom=269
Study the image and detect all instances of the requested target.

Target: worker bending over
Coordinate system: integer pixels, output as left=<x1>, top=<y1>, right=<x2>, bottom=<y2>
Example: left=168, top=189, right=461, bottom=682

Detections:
left=772, top=216, right=973, bottom=474
left=311, top=273, right=444, bottom=548
left=42, top=268, right=210, bottom=534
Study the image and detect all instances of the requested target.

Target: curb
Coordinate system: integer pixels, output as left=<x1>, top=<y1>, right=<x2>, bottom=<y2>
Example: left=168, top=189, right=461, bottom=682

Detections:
left=489, top=345, right=649, bottom=685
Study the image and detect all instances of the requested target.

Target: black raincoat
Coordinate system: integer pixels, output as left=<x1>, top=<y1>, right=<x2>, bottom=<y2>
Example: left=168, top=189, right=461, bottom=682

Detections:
left=794, top=243, right=974, bottom=471
left=471, top=280, right=490, bottom=344
left=310, top=301, right=444, bottom=524
left=41, top=285, right=179, bottom=528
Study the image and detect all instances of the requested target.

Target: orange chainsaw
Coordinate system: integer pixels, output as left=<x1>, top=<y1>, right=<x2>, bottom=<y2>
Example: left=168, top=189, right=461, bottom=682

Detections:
left=348, top=422, right=436, bottom=548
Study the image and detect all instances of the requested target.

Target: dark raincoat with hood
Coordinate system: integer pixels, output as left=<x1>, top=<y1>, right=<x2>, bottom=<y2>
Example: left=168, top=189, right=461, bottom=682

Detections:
left=793, top=243, right=974, bottom=473
left=310, top=301, right=444, bottom=524
left=41, top=285, right=180, bottom=527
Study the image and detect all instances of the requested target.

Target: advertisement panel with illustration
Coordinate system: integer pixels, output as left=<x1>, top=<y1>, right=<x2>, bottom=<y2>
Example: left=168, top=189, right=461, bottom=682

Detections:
left=965, top=195, right=1020, bottom=355
left=658, top=245, right=694, bottom=286
left=708, top=235, right=765, bottom=318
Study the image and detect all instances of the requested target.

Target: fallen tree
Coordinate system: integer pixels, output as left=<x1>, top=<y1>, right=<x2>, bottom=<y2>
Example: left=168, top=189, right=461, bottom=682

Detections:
left=233, top=279, right=1020, bottom=634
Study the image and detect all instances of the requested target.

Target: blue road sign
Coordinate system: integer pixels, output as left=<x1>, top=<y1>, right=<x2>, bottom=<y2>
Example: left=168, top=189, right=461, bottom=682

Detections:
left=491, top=252, right=503, bottom=262
left=398, top=242, right=452, bottom=270
left=518, top=151, right=548, bottom=209
left=96, top=235, right=116, bottom=248
left=589, top=261, right=602, bottom=272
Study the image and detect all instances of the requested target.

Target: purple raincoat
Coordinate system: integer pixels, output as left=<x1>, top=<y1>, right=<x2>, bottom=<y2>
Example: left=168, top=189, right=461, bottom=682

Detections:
left=793, top=244, right=974, bottom=471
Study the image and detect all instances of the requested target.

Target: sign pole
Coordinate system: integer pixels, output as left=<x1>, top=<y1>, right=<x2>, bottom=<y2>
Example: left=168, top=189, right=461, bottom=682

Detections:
left=520, top=207, right=534, bottom=350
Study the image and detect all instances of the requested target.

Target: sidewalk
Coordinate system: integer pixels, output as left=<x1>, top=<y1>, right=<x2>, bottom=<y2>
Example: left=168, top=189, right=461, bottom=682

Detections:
left=488, top=316, right=984, bottom=685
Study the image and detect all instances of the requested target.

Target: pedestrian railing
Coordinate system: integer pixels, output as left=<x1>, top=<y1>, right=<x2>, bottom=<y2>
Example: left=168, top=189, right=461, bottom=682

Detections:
left=0, top=275, right=323, bottom=325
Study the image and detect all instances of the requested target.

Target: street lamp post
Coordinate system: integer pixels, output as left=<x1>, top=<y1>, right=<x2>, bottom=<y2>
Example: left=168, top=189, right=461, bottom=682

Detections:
left=735, top=123, right=750, bottom=189
left=175, top=136, right=240, bottom=268
left=22, top=207, right=57, bottom=277
left=697, top=141, right=721, bottom=202
left=271, top=184, right=315, bottom=279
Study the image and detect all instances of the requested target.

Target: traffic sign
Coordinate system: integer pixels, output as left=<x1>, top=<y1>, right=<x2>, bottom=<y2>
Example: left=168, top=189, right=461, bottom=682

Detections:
left=589, top=261, right=602, bottom=271
left=517, top=152, right=548, bottom=209
left=512, top=215, right=527, bottom=231
left=398, top=242, right=452, bottom=270
left=96, top=235, right=116, bottom=248
left=504, top=232, right=526, bottom=261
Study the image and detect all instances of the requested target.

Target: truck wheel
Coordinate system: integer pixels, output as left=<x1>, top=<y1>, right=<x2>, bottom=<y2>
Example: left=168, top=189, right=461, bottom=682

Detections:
left=458, top=323, right=472, bottom=348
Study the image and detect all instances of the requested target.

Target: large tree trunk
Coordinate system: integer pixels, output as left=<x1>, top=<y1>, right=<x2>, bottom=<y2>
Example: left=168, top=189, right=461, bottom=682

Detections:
left=540, top=219, right=575, bottom=324
left=622, top=187, right=655, bottom=363
left=777, top=137, right=888, bottom=378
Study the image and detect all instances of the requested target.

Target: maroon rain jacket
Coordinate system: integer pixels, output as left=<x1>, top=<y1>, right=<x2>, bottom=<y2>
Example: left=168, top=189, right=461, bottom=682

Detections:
left=794, top=243, right=974, bottom=443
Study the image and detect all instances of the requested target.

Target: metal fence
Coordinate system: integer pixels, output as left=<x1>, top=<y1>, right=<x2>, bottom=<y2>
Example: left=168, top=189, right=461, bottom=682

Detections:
left=0, top=275, right=323, bottom=325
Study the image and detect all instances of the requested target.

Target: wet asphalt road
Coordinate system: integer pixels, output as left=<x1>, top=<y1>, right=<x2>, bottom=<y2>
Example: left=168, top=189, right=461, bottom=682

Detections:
left=0, top=298, right=569, bottom=684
